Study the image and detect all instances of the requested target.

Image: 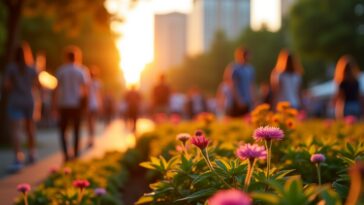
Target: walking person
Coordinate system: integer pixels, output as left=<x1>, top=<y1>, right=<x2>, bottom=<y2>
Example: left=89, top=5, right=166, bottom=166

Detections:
left=53, top=46, right=88, bottom=162
left=216, top=65, right=234, bottom=117
left=333, top=55, right=362, bottom=119
left=124, top=85, right=141, bottom=133
left=229, top=47, right=256, bottom=117
left=271, top=49, right=304, bottom=109
left=152, top=74, right=171, bottom=115
left=5, top=43, right=41, bottom=172
left=86, top=66, right=102, bottom=148
left=185, top=87, right=207, bottom=119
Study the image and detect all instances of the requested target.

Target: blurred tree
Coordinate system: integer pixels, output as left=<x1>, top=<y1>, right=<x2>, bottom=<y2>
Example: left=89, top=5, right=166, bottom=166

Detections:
left=0, top=4, right=6, bottom=55
left=0, top=0, right=127, bottom=144
left=166, top=31, right=233, bottom=94
left=290, top=0, right=364, bottom=67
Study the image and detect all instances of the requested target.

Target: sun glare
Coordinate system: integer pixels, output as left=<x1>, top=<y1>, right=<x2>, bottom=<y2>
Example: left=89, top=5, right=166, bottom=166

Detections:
left=116, top=3, right=154, bottom=87
left=251, top=0, right=281, bottom=31
left=106, top=0, right=192, bottom=88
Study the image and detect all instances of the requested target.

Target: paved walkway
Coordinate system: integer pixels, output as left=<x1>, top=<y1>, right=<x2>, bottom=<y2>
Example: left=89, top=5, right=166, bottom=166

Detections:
left=0, top=119, right=154, bottom=205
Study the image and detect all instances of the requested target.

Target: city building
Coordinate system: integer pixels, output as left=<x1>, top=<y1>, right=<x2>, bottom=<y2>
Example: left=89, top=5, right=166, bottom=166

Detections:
left=154, top=12, right=187, bottom=71
left=188, top=0, right=250, bottom=56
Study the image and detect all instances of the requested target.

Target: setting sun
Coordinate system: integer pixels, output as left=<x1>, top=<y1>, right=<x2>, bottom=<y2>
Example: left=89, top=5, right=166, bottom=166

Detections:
left=106, top=0, right=192, bottom=87
left=115, top=3, right=153, bottom=87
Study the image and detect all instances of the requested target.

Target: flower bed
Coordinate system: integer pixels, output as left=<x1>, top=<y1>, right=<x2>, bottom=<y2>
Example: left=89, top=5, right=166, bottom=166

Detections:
left=15, top=103, right=364, bottom=204
left=14, top=134, right=154, bottom=205
left=136, top=104, right=364, bottom=204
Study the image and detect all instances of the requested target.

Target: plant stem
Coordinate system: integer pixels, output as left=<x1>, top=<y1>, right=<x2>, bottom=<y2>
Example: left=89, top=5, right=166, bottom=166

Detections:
left=78, top=188, right=84, bottom=204
left=97, top=198, right=101, bottom=205
left=265, top=140, right=272, bottom=181
left=182, top=142, right=189, bottom=158
left=201, top=148, right=231, bottom=188
left=24, top=193, right=29, bottom=205
left=244, top=159, right=256, bottom=191
left=316, top=163, right=322, bottom=185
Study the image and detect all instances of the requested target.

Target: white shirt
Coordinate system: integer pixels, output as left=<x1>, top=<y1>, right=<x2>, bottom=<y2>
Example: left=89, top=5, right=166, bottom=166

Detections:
left=277, top=72, right=301, bottom=108
left=88, top=80, right=101, bottom=111
left=56, top=63, right=87, bottom=108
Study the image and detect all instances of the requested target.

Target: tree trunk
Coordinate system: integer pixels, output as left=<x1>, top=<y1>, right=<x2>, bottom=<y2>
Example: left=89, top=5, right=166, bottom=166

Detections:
left=0, top=0, right=23, bottom=145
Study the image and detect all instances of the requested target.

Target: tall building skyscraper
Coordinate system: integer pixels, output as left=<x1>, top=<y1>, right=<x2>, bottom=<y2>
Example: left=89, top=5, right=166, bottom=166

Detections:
left=188, top=0, right=250, bottom=56
left=154, top=12, right=187, bottom=71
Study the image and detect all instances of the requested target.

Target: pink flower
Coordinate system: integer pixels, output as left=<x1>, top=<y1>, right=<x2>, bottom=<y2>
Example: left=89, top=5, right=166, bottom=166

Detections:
left=243, top=115, right=252, bottom=124
left=170, top=114, right=182, bottom=124
left=190, top=130, right=209, bottom=150
left=344, top=115, right=357, bottom=125
left=236, top=144, right=267, bottom=161
left=253, top=126, right=284, bottom=141
left=208, top=189, right=252, bottom=205
left=49, top=166, right=59, bottom=174
left=176, top=133, right=191, bottom=143
left=310, top=153, right=326, bottom=164
left=297, top=111, right=307, bottom=121
left=73, top=179, right=90, bottom=189
left=63, top=167, right=72, bottom=175
left=17, top=183, right=31, bottom=194
left=154, top=113, right=167, bottom=123
left=94, top=188, right=107, bottom=196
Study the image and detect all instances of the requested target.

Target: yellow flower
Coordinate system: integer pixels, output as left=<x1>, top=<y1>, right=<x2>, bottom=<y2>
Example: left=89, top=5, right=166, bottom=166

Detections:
left=276, top=101, right=291, bottom=112
left=272, top=114, right=280, bottom=123
left=251, top=103, right=270, bottom=116
left=285, top=108, right=298, bottom=117
left=286, top=119, right=296, bottom=129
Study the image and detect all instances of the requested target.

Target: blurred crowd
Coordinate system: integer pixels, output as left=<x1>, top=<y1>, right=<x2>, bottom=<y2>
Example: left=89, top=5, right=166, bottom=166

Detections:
left=3, top=42, right=363, bottom=173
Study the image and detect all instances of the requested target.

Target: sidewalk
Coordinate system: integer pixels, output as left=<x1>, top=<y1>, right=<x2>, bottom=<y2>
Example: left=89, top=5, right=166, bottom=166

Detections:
left=0, top=119, right=154, bottom=205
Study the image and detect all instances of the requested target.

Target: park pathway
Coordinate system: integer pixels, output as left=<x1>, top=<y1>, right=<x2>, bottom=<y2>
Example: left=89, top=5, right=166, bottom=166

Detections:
left=0, top=118, right=154, bottom=205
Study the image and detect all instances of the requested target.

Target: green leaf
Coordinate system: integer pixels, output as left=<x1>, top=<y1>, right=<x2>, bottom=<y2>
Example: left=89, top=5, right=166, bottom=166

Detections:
left=251, top=192, right=279, bottom=204
left=272, top=169, right=295, bottom=180
left=135, top=196, right=154, bottom=204
left=191, top=172, right=213, bottom=185
left=320, top=188, right=342, bottom=205
left=175, top=188, right=217, bottom=202
left=215, top=159, right=231, bottom=172
left=140, top=162, right=157, bottom=170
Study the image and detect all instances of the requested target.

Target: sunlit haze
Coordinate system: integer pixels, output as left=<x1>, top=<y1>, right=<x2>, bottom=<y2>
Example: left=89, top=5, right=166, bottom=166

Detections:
left=251, top=0, right=281, bottom=31
left=105, top=0, right=280, bottom=86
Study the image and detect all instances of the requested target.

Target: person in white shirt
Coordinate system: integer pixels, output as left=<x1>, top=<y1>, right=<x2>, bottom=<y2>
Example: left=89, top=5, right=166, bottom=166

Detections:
left=53, top=46, right=87, bottom=162
left=271, top=49, right=304, bottom=109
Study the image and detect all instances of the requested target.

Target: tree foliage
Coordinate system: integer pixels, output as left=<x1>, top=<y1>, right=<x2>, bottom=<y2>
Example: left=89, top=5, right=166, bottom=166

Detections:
left=290, top=0, right=364, bottom=67
left=0, top=0, right=123, bottom=89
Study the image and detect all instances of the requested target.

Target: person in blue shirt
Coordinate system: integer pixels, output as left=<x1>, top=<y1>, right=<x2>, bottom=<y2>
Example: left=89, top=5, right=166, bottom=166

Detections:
left=229, top=47, right=256, bottom=117
left=5, top=43, right=41, bottom=172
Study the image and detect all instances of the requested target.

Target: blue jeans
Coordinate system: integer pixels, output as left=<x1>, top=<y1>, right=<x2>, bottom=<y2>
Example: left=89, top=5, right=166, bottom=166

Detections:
left=7, top=105, right=34, bottom=120
left=344, top=101, right=361, bottom=117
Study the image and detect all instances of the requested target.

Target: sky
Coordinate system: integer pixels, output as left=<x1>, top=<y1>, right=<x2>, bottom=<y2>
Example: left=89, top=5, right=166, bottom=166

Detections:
left=105, top=0, right=280, bottom=85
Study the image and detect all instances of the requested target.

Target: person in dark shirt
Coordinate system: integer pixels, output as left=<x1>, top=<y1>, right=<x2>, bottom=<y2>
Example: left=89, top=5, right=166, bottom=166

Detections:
left=125, top=85, right=141, bottom=132
left=152, top=74, right=171, bottom=115
left=334, top=55, right=362, bottom=118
